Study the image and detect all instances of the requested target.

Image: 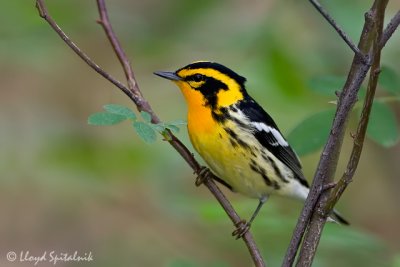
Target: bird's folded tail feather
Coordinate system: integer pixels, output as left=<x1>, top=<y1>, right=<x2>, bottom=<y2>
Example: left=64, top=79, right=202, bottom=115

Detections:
left=328, top=209, right=350, bottom=225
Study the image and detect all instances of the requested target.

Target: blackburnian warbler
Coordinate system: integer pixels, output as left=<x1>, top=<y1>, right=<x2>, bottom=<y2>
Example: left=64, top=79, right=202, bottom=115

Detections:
left=155, top=61, right=348, bottom=237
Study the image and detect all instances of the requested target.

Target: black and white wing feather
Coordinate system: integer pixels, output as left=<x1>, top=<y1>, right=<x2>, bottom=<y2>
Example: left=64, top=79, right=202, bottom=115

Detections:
left=237, top=97, right=309, bottom=187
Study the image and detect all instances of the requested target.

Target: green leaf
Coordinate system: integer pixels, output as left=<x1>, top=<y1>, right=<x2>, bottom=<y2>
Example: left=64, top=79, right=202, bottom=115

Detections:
left=308, top=76, right=366, bottom=99
left=164, top=124, right=180, bottom=133
left=287, top=109, right=335, bottom=156
left=379, top=66, right=400, bottom=95
left=151, top=120, right=186, bottom=134
left=88, top=112, right=127, bottom=126
left=308, top=75, right=346, bottom=96
left=140, top=111, right=152, bottom=123
left=151, top=124, right=166, bottom=133
left=367, top=102, right=399, bottom=147
left=103, top=104, right=136, bottom=119
left=167, top=119, right=187, bottom=126
left=132, top=121, right=157, bottom=143
left=164, top=120, right=186, bottom=133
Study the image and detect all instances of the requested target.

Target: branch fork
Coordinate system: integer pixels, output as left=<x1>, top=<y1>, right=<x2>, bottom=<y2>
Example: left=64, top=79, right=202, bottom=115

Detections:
left=35, top=0, right=400, bottom=266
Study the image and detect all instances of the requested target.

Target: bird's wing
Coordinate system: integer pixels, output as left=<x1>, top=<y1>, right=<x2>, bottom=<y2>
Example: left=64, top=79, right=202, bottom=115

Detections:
left=237, top=97, right=309, bottom=187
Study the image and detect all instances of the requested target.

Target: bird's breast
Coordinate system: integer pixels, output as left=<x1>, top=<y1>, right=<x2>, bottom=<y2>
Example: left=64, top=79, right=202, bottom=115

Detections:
left=187, top=114, right=272, bottom=198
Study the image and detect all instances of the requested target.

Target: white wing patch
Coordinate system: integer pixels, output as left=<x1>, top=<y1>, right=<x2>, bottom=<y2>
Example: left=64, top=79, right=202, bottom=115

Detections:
left=251, top=122, right=289, bottom=147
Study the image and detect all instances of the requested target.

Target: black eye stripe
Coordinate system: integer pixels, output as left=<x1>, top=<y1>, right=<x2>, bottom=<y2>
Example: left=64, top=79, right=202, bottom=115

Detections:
left=186, top=74, right=205, bottom=82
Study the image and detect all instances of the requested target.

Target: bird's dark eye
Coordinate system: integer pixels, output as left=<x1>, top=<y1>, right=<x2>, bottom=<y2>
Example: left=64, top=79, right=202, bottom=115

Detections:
left=192, top=74, right=204, bottom=82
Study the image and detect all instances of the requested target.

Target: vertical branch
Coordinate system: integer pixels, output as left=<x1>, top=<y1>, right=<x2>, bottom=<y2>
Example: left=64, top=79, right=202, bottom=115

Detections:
left=283, top=1, right=399, bottom=266
left=282, top=6, right=374, bottom=267
left=325, top=0, right=387, bottom=215
left=294, top=1, right=388, bottom=266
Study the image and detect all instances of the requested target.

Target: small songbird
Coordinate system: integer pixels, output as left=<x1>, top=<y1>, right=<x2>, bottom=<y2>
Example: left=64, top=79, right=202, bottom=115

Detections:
left=154, top=61, right=348, bottom=237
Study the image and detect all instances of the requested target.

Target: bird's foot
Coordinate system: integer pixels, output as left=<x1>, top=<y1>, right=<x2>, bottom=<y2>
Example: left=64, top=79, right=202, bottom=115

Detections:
left=232, top=219, right=251, bottom=240
left=195, top=166, right=212, bottom=187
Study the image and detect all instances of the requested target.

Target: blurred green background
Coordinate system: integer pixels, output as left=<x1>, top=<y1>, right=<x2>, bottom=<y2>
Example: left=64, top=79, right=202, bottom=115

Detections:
left=1, top=1, right=400, bottom=266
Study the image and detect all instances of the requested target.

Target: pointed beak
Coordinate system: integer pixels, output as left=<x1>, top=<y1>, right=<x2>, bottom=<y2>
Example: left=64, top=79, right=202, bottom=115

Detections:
left=154, top=71, right=182, bottom=81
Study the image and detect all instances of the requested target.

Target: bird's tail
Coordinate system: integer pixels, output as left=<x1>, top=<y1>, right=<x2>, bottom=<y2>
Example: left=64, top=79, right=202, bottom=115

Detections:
left=328, top=209, right=350, bottom=225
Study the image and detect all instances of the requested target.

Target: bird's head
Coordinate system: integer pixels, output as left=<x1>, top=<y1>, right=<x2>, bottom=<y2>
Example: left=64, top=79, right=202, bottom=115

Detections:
left=154, top=61, right=247, bottom=110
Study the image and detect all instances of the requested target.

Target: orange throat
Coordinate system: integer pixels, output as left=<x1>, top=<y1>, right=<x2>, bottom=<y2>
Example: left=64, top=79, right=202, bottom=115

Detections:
left=175, top=80, right=219, bottom=135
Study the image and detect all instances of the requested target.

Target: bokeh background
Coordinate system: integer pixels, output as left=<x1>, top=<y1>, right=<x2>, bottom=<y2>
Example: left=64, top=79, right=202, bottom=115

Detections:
left=1, top=1, right=399, bottom=266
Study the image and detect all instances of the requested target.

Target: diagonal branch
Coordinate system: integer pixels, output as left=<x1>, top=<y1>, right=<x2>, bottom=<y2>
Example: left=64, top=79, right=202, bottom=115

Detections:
left=380, top=10, right=400, bottom=48
left=309, top=0, right=363, bottom=58
left=35, top=0, right=136, bottom=104
left=35, top=0, right=265, bottom=266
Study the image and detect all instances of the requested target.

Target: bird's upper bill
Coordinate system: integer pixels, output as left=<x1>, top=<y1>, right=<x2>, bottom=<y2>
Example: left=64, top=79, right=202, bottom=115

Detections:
left=154, top=71, right=182, bottom=81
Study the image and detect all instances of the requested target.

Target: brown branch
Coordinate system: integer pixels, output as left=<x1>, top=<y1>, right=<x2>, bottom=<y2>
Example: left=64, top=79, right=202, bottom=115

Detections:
left=294, top=1, right=388, bottom=266
left=35, top=0, right=136, bottom=104
left=325, top=2, right=386, bottom=218
left=35, top=0, right=265, bottom=266
left=281, top=186, right=324, bottom=266
left=95, top=0, right=153, bottom=117
left=282, top=14, right=374, bottom=267
left=380, top=10, right=400, bottom=48
left=282, top=1, right=395, bottom=266
left=309, top=0, right=363, bottom=58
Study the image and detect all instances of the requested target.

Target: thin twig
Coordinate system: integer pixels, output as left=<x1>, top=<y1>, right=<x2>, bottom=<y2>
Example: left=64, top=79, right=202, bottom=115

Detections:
left=35, top=0, right=137, bottom=104
left=35, top=0, right=266, bottom=266
left=95, top=0, right=146, bottom=112
left=380, top=10, right=400, bottom=48
left=309, top=0, right=363, bottom=59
